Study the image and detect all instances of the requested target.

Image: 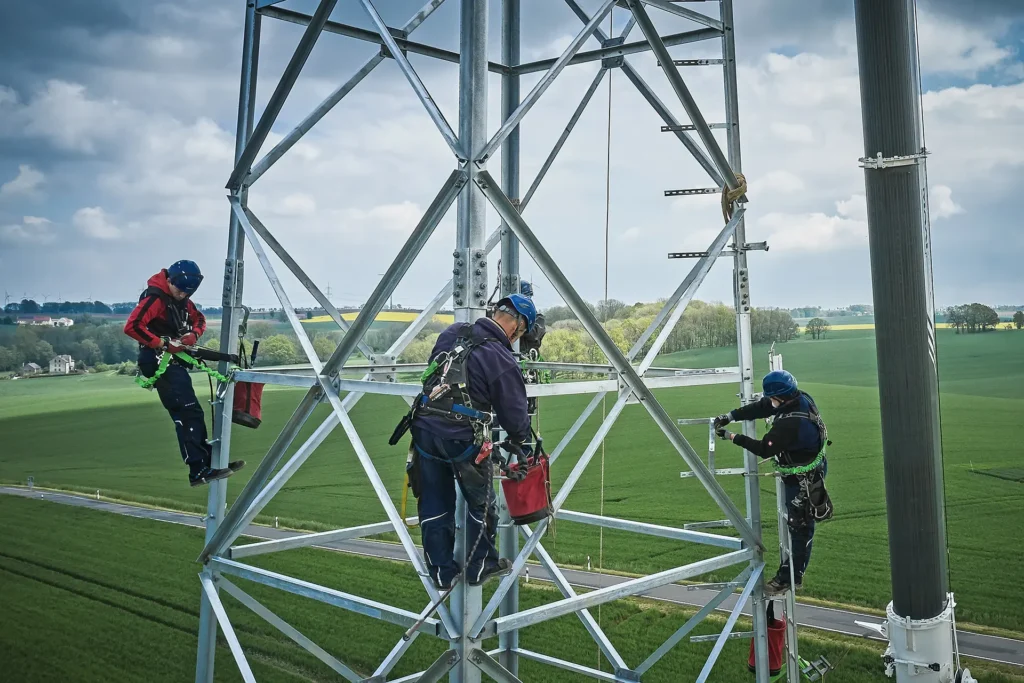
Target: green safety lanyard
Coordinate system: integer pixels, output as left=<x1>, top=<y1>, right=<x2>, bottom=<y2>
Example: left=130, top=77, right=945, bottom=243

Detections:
left=773, top=448, right=825, bottom=476
left=135, top=351, right=234, bottom=389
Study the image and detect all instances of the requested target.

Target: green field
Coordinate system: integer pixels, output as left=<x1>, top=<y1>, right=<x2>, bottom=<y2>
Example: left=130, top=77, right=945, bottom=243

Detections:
left=1, top=329, right=1022, bottom=636
left=4, top=496, right=1024, bottom=683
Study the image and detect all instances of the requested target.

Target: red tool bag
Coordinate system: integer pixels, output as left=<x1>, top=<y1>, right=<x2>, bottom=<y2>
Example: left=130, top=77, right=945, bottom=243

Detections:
left=232, top=381, right=264, bottom=429
left=501, top=454, right=553, bottom=525
left=748, top=601, right=786, bottom=675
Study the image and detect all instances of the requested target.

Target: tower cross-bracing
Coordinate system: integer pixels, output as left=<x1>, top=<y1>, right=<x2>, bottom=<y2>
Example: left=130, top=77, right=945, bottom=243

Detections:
left=195, top=2, right=787, bottom=681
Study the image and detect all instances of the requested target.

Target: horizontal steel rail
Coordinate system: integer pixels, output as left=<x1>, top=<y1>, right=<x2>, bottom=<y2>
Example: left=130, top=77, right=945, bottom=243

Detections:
left=555, top=509, right=743, bottom=550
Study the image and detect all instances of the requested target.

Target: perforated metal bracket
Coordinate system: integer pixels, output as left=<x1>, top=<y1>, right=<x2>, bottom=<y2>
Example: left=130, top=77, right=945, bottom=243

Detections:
left=859, top=148, right=929, bottom=170
left=368, top=354, right=398, bottom=383
left=222, top=258, right=243, bottom=307
left=453, top=247, right=489, bottom=308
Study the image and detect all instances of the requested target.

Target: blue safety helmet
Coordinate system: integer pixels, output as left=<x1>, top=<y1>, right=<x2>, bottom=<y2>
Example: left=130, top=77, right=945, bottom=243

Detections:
left=498, top=293, right=538, bottom=333
left=762, top=370, right=798, bottom=398
left=167, top=260, right=204, bottom=296
left=520, top=280, right=534, bottom=298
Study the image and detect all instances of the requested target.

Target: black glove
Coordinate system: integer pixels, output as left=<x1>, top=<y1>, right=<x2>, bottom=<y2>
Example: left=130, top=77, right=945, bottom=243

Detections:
left=713, top=413, right=732, bottom=429
left=716, top=427, right=733, bottom=441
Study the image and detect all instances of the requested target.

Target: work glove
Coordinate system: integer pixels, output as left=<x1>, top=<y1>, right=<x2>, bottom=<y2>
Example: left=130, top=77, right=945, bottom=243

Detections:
left=713, top=413, right=732, bottom=429
left=716, top=427, right=734, bottom=441
left=179, top=332, right=198, bottom=347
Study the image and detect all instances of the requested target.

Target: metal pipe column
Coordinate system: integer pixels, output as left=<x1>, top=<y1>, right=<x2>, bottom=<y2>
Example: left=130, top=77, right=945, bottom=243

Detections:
left=854, top=0, right=948, bottom=619
left=196, top=3, right=260, bottom=681
left=719, top=2, right=769, bottom=680
left=498, top=0, right=521, bottom=676
left=453, top=1, right=489, bottom=680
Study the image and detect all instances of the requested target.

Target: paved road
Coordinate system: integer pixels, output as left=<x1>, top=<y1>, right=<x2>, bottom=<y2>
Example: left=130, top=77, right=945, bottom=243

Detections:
left=4, top=486, right=1022, bottom=668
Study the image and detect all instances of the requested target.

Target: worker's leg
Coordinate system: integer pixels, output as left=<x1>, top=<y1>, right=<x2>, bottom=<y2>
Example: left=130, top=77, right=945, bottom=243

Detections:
left=785, top=474, right=816, bottom=579
left=411, top=430, right=459, bottom=588
left=141, top=354, right=212, bottom=478
left=452, top=455, right=499, bottom=583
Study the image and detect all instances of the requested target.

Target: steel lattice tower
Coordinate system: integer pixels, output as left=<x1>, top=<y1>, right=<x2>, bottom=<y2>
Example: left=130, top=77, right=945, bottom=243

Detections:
left=194, top=2, right=791, bottom=681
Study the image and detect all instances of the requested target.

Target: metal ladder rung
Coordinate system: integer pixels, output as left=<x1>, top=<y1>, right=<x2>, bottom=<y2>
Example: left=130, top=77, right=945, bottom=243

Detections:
left=665, top=187, right=720, bottom=196
left=657, top=59, right=726, bottom=67
left=661, top=123, right=729, bottom=132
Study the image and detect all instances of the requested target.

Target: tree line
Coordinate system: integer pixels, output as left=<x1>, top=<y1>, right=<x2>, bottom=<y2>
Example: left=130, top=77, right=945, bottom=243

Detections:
left=4, top=299, right=114, bottom=315
left=945, top=303, right=1002, bottom=333
left=400, top=300, right=799, bottom=365
left=0, top=317, right=140, bottom=372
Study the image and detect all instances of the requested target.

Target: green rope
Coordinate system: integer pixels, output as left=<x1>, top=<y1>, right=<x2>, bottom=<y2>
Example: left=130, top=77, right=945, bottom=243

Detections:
left=135, top=351, right=234, bottom=389
left=773, top=449, right=825, bottom=476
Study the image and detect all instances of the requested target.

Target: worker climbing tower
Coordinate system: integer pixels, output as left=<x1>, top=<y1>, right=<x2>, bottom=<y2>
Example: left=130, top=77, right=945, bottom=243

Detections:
left=194, top=2, right=783, bottom=681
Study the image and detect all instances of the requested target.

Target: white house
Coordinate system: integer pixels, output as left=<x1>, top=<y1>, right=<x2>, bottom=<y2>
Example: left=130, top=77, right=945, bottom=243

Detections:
left=49, top=355, right=75, bottom=374
left=53, top=317, right=74, bottom=327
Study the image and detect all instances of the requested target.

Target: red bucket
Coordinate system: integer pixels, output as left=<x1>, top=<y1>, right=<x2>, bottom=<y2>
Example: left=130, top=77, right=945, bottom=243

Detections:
left=501, top=454, right=552, bottom=525
left=232, top=381, right=264, bottom=429
left=748, top=607, right=786, bottom=675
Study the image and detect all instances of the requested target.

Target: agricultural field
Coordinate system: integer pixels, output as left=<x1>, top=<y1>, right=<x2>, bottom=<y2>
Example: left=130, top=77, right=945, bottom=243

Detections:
left=1, top=329, right=1022, bottom=636
left=4, top=496, right=1024, bottom=683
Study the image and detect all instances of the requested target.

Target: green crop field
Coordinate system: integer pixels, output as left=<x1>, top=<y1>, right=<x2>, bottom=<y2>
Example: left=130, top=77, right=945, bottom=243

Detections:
left=1, top=329, right=1022, bottom=635
left=4, top=496, right=1023, bottom=683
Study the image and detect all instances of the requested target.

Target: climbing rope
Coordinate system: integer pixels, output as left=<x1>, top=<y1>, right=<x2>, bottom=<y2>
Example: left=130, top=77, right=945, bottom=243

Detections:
left=721, top=172, right=747, bottom=223
left=135, top=350, right=235, bottom=390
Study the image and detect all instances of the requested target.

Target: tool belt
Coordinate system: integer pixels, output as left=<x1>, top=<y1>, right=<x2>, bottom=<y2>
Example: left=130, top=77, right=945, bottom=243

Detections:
left=787, top=465, right=833, bottom=528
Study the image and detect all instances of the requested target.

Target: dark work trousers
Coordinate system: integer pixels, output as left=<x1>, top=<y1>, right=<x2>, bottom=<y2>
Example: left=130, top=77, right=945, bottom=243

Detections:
left=139, top=348, right=212, bottom=478
left=781, top=457, right=828, bottom=579
left=411, top=426, right=498, bottom=587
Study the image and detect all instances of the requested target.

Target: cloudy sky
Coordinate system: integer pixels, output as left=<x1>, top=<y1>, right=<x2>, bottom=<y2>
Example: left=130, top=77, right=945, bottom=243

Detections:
left=1, top=0, right=1022, bottom=312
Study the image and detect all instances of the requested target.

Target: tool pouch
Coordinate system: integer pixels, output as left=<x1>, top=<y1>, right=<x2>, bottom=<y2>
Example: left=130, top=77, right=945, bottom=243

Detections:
left=389, top=409, right=415, bottom=446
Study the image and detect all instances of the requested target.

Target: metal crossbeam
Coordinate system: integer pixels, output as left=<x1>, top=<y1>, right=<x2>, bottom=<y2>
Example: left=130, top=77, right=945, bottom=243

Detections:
left=199, top=574, right=257, bottom=683
left=229, top=521, right=398, bottom=559
left=227, top=0, right=337, bottom=190
left=490, top=550, right=752, bottom=634
left=260, top=5, right=508, bottom=75
left=249, top=0, right=447, bottom=185
left=219, top=578, right=361, bottom=682
left=213, top=558, right=444, bottom=635
left=616, top=0, right=724, bottom=30
left=636, top=566, right=750, bottom=674
left=695, top=564, right=764, bottom=683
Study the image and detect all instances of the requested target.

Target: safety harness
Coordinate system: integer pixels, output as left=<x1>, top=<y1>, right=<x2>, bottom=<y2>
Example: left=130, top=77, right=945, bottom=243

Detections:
left=390, top=323, right=498, bottom=455
left=767, top=403, right=834, bottom=525
left=134, top=349, right=235, bottom=389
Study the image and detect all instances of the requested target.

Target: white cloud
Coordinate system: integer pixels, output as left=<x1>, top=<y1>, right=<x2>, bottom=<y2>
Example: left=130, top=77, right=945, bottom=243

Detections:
left=930, top=185, right=964, bottom=219
left=756, top=209, right=867, bottom=252
left=73, top=207, right=121, bottom=239
left=836, top=194, right=867, bottom=221
left=770, top=122, right=814, bottom=144
left=0, top=216, right=54, bottom=245
left=916, top=11, right=1013, bottom=76
left=619, top=226, right=642, bottom=242
left=750, top=170, right=806, bottom=197
left=0, top=164, right=44, bottom=198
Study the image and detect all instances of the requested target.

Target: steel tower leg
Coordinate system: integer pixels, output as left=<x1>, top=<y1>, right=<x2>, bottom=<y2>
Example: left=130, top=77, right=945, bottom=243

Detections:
left=720, top=2, right=769, bottom=679
left=195, top=2, right=260, bottom=681
left=452, top=1, right=489, bottom=680
left=498, top=0, right=521, bottom=676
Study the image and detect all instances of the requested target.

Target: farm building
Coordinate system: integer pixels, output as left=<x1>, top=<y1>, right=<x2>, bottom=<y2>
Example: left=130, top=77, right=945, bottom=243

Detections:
left=49, top=355, right=75, bottom=374
left=21, top=362, right=41, bottom=375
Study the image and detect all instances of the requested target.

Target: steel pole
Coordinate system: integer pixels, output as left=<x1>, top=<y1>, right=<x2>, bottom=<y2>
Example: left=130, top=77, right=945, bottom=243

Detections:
left=453, top=2, right=489, bottom=680
left=498, top=0, right=520, bottom=676
left=719, top=1, right=768, bottom=680
left=854, top=0, right=948, bottom=620
left=196, top=3, right=259, bottom=681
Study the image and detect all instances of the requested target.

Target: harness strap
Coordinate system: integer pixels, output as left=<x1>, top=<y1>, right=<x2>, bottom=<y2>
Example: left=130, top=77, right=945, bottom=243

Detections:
left=135, top=351, right=234, bottom=389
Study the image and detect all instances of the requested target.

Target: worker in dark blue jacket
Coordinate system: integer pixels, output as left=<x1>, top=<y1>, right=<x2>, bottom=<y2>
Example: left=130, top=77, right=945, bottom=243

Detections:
left=409, top=294, right=536, bottom=589
left=715, top=370, right=829, bottom=594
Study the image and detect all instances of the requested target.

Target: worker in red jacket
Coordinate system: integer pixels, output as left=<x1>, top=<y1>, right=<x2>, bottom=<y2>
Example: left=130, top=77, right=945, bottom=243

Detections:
left=124, top=260, right=242, bottom=486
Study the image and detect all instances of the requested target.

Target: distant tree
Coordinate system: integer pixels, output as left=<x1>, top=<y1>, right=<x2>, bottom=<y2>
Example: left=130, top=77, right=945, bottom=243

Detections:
left=41, top=301, right=59, bottom=314
left=73, top=339, right=102, bottom=366
left=312, top=334, right=336, bottom=362
left=276, top=309, right=289, bottom=322
left=805, top=317, right=831, bottom=340
left=4, top=302, right=20, bottom=313
left=945, top=305, right=966, bottom=333
left=399, top=333, right=440, bottom=364
left=1, top=316, right=14, bottom=325
left=93, top=301, right=112, bottom=314
left=751, top=308, right=799, bottom=344
left=258, top=335, right=298, bottom=365
left=0, top=346, right=21, bottom=371
left=20, top=299, right=39, bottom=314
left=596, top=299, right=627, bottom=321
left=1014, top=311, right=1024, bottom=330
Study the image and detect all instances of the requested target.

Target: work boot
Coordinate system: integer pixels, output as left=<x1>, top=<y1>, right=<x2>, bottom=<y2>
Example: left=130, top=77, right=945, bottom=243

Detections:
left=765, top=571, right=802, bottom=595
left=189, top=466, right=235, bottom=487
left=468, top=558, right=513, bottom=586
left=228, top=460, right=246, bottom=472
